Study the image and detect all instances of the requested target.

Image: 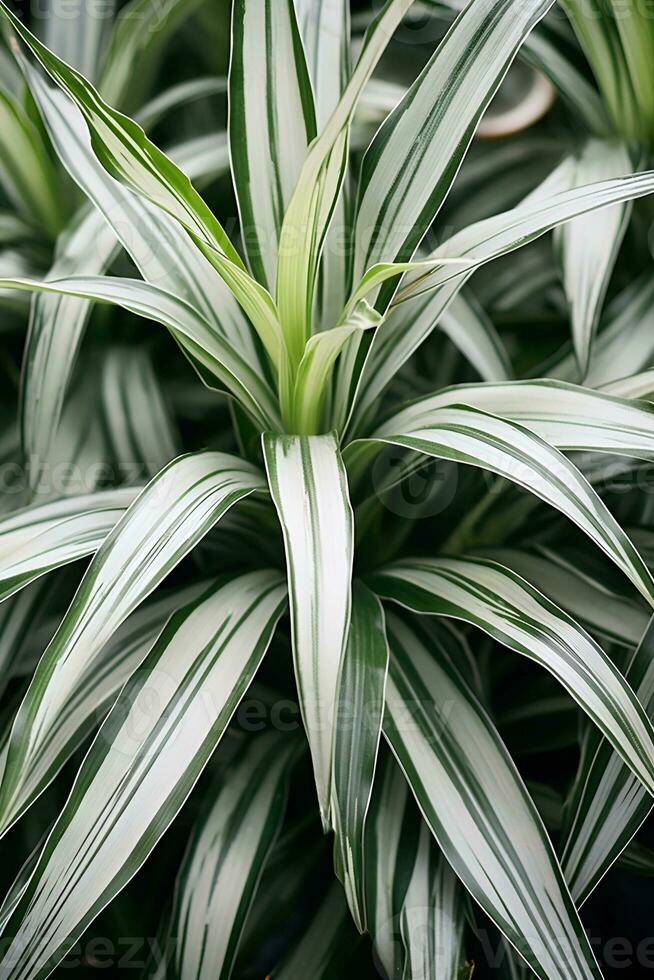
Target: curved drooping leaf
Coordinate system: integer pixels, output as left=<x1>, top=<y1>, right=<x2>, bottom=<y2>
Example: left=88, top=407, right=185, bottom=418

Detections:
left=168, top=732, right=296, bottom=980
left=0, top=451, right=265, bottom=835
left=229, top=0, right=316, bottom=290
left=561, top=617, right=654, bottom=905
left=361, top=404, right=654, bottom=606
left=349, top=165, right=654, bottom=431
left=352, top=0, right=554, bottom=297
left=1, top=274, right=280, bottom=431
left=0, top=572, right=287, bottom=980
left=382, top=613, right=601, bottom=980
left=482, top=546, right=648, bottom=648
left=381, top=379, right=654, bottom=460
left=370, top=556, right=654, bottom=798
left=0, top=488, right=138, bottom=603
left=263, top=433, right=353, bottom=827
left=331, top=581, right=388, bottom=932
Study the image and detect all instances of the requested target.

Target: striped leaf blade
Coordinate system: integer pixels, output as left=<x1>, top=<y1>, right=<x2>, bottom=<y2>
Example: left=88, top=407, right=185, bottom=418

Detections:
left=332, top=581, right=388, bottom=932
left=0, top=488, right=138, bottom=602
left=350, top=165, right=654, bottom=431
left=169, top=732, right=296, bottom=980
left=0, top=451, right=265, bottom=835
left=263, top=432, right=354, bottom=827
left=561, top=617, right=654, bottom=905
left=383, top=612, right=601, bottom=980
left=352, top=0, right=554, bottom=297
left=555, top=139, right=632, bottom=377
left=0, top=582, right=208, bottom=830
left=370, top=556, right=654, bottom=799
left=229, top=0, right=316, bottom=290
left=366, top=404, right=654, bottom=606
left=0, top=572, right=287, bottom=980
left=382, top=379, right=654, bottom=460
left=43, top=0, right=114, bottom=83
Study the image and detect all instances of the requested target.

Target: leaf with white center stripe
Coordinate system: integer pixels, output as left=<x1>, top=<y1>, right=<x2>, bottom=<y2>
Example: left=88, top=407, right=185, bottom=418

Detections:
left=370, top=556, right=654, bottom=798
left=1, top=274, right=280, bottom=431
left=17, top=60, right=262, bottom=368
left=263, top=433, right=354, bottom=827
left=349, top=165, right=654, bottom=431
left=0, top=488, right=137, bottom=603
left=438, top=291, right=512, bottom=383
left=101, top=347, right=179, bottom=478
left=276, top=0, right=414, bottom=367
left=555, top=139, right=632, bottom=376
left=0, top=581, right=208, bottom=830
left=0, top=571, right=287, bottom=980
left=481, top=546, right=648, bottom=648
left=168, top=732, right=296, bottom=980
left=352, top=0, right=554, bottom=302
left=364, top=403, right=654, bottom=605
left=601, top=369, right=654, bottom=400
left=381, top=379, right=654, bottom=460
left=0, top=451, right=265, bottom=836
left=364, top=754, right=419, bottom=979
left=332, top=582, right=388, bottom=933
left=295, top=0, right=351, bottom=331
left=561, top=616, right=654, bottom=905
left=4, top=12, right=284, bottom=366
left=365, top=752, right=466, bottom=980
left=229, top=0, right=316, bottom=290
left=382, top=612, right=601, bottom=980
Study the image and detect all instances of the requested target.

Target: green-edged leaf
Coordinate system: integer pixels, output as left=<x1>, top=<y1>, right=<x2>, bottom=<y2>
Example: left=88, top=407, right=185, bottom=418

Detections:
left=352, top=0, right=554, bottom=298
left=295, top=0, right=351, bottom=331
left=382, top=379, right=654, bottom=459
left=16, top=58, right=263, bottom=368
left=561, top=616, right=654, bottom=905
left=364, top=403, right=654, bottom=605
left=364, top=755, right=419, bottom=979
left=602, top=369, right=654, bottom=400
left=481, top=546, right=649, bottom=648
left=555, top=139, right=632, bottom=376
left=272, top=882, right=360, bottom=978
left=1, top=274, right=280, bottom=431
left=0, top=572, right=286, bottom=980
left=332, top=581, right=388, bottom=933
left=43, top=0, right=114, bottom=83
left=229, top=0, right=316, bottom=289
left=4, top=7, right=285, bottom=366
left=0, top=90, right=64, bottom=237
left=101, top=346, right=179, bottom=477
left=275, top=0, right=414, bottom=366
left=0, top=488, right=137, bottom=603
left=0, top=581, right=208, bottom=830
left=262, top=433, right=354, bottom=826
left=382, top=613, right=600, bottom=980
left=370, top=556, right=654, bottom=798
left=0, top=451, right=265, bottom=835
left=168, top=732, right=296, bottom=980
left=349, top=164, right=654, bottom=430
